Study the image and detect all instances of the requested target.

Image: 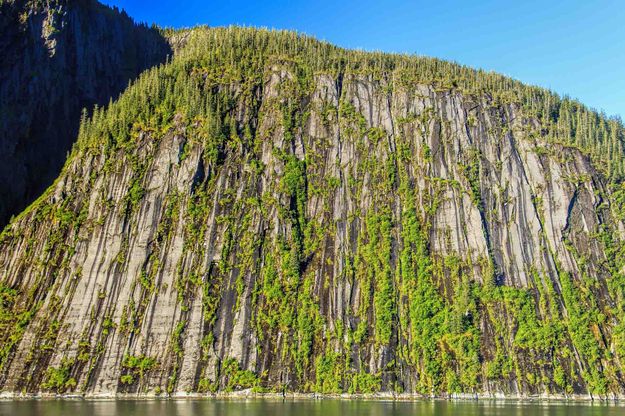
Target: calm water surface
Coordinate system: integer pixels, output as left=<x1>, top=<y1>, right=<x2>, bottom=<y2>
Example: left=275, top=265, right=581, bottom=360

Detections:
left=0, top=399, right=623, bottom=416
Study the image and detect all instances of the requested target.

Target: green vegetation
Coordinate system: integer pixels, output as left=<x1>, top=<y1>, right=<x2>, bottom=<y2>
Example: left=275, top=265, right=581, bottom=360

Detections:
left=558, top=271, right=607, bottom=393
left=65, top=26, right=624, bottom=186
left=0, top=284, right=38, bottom=373
left=0, top=25, right=624, bottom=396
left=221, top=358, right=260, bottom=392
left=41, top=358, right=77, bottom=392
left=314, top=352, right=343, bottom=394
left=365, top=210, right=396, bottom=346
left=349, top=372, right=381, bottom=394
left=120, top=354, right=158, bottom=386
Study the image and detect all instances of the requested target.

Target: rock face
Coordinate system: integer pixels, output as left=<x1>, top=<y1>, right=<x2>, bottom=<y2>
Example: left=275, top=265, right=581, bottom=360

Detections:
left=0, top=0, right=171, bottom=227
left=1, top=26, right=625, bottom=397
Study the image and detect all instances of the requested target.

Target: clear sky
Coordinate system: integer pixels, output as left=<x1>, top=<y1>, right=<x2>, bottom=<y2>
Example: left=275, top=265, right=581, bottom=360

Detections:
left=102, top=0, right=624, bottom=119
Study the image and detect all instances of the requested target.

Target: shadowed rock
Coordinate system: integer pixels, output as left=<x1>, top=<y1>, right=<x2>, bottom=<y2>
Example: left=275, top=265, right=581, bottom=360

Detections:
left=0, top=0, right=171, bottom=227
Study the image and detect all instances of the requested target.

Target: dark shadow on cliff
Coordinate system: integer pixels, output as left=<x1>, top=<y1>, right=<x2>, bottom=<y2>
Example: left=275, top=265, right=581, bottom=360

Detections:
left=0, top=0, right=172, bottom=228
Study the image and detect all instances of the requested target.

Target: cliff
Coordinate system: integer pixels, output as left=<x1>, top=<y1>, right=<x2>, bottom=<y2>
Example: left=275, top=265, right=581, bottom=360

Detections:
left=0, top=0, right=171, bottom=227
left=1, top=26, right=625, bottom=398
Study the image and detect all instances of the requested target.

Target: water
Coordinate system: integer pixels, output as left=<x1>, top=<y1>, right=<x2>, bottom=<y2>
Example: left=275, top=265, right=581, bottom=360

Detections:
left=0, top=399, right=622, bottom=416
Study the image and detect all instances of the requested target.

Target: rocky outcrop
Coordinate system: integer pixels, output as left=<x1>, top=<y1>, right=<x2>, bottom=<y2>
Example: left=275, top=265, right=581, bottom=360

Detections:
left=0, top=0, right=171, bottom=227
left=0, top=27, right=624, bottom=398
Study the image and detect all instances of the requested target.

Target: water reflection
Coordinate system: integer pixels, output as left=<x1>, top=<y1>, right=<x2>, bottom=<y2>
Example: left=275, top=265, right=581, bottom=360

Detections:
left=0, top=399, right=623, bottom=416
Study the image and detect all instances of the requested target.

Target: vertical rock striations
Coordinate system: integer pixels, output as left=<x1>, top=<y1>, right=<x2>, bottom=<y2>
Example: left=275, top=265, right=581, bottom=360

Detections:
left=0, top=0, right=171, bottom=227
left=1, top=27, right=625, bottom=398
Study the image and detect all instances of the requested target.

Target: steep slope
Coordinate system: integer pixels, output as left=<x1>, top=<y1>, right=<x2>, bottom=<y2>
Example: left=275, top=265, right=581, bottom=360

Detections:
left=1, top=27, right=625, bottom=398
left=0, top=0, right=171, bottom=227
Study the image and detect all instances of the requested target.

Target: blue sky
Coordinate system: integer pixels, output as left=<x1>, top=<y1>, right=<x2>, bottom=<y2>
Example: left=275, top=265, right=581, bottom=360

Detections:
left=103, top=0, right=624, bottom=118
